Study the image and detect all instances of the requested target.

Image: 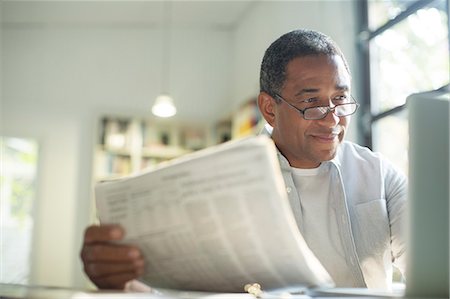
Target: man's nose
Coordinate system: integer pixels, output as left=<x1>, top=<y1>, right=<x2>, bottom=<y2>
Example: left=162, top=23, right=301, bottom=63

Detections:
left=320, top=107, right=340, bottom=127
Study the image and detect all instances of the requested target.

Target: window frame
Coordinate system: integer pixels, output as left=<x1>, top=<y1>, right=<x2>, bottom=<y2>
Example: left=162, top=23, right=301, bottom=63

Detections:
left=358, top=0, right=450, bottom=149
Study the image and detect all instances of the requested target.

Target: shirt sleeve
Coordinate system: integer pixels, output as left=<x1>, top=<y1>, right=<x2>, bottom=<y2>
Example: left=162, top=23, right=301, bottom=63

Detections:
left=383, top=158, right=408, bottom=276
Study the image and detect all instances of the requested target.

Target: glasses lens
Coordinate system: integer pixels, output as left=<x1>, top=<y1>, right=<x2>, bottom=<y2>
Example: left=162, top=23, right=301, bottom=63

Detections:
left=335, top=103, right=357, bottom=117
left=304, top=103, right=358, bottom=120
left=304, top=106, right=328, bottom=119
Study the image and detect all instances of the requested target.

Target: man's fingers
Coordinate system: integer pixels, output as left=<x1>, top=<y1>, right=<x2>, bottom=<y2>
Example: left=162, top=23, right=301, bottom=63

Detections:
left=85, top=259, right=145, bottom=279
left=83, top=224, right=124, bottom=244
left=80, top=224, right=145, bottom=290
left=81, top=244, right=142, bottom=262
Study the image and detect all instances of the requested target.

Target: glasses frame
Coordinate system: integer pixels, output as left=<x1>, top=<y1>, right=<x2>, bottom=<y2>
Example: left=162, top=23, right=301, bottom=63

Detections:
left=274, top=93, right=359, bottom=120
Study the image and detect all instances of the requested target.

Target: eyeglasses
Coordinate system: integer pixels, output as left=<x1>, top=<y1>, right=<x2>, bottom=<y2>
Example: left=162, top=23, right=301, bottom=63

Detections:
left=274, top=93, right=359, bottom=120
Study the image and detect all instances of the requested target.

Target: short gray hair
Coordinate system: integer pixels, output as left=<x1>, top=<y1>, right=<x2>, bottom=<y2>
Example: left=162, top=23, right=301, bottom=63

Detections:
left=260, top=29, right=350, bottom=98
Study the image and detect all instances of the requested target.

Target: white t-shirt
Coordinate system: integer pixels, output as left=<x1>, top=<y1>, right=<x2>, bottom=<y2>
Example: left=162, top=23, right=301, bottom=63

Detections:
left=291, top=163, right=358, bottom=287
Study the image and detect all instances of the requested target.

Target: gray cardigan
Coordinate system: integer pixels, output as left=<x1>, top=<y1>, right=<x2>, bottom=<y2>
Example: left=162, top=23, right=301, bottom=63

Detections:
left=263, top=125, right=407, bottom=290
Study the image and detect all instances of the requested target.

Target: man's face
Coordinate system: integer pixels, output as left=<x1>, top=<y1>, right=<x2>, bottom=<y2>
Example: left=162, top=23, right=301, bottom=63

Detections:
left=259, top=54, right=352, bottom=168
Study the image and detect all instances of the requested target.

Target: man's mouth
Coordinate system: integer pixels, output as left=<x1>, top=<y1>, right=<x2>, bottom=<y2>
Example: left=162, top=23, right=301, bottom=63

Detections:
left=312, top=134, right=338, bottom=142
left=310, top=130, right=341, bottom=142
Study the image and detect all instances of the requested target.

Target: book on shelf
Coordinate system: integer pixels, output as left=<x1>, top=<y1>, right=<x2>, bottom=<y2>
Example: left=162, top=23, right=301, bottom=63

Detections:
left=95, top=135, right=333, bottom=293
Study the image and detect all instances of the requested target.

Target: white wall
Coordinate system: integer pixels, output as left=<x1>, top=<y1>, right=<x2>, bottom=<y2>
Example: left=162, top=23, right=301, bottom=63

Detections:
left=1, top=1, right=359, bottom=288
left=2, top=25, right=232, bottom=122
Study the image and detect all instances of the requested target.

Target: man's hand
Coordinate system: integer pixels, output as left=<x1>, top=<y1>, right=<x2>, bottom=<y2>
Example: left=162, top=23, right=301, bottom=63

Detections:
left=80, top=224, right=145, bottom=290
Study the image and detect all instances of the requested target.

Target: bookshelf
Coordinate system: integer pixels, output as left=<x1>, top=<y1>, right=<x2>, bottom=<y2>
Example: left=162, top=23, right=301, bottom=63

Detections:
left=94, top=116, right=210, bottom=181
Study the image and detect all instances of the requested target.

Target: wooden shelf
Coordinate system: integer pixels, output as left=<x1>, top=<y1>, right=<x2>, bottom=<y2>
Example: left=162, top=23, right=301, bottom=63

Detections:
left=141, top=145, right=191, bottom=159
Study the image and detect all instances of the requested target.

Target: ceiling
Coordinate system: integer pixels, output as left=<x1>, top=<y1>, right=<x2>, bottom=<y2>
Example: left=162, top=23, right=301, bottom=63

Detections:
left=2, top=1, right=257, bottom=29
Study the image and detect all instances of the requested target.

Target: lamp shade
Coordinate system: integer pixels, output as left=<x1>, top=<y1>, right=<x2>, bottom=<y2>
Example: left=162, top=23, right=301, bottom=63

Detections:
left=151, top=94, right=177, bottom=118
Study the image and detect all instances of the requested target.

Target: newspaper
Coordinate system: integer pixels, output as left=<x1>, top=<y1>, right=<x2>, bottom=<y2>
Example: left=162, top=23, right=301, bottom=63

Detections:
left=95, top=135, right=334, bottom=293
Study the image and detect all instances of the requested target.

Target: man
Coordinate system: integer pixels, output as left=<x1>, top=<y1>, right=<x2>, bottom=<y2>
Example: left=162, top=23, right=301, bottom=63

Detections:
left=81, top=29, right=407, bottom=291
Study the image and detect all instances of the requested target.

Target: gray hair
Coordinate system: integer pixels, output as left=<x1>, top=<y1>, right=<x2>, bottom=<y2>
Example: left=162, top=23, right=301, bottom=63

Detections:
left=260, top=29, right=350, bottom=98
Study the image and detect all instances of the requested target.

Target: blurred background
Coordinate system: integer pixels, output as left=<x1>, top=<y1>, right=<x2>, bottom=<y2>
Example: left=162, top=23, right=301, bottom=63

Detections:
left=1, top=0, right=449, bottom=289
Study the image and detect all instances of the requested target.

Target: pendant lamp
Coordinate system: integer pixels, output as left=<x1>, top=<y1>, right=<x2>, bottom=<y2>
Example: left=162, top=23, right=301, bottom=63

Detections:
left=152, top=1, right=176, bottom=118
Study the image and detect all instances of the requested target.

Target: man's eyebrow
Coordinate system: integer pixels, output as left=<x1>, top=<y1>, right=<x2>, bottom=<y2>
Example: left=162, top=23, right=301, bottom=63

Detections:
left=294, top=85, right=350, bottom=97
left=336, top=84, right=350, bottom=91
left=294, top=88, right=319, bottom=97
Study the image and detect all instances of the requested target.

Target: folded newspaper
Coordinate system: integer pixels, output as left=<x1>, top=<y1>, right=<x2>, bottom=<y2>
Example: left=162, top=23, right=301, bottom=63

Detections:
left=96, top=135, right=334, bottom=293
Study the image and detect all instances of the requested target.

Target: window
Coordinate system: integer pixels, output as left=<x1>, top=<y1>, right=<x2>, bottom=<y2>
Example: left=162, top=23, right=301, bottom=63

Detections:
left=360, top=0, right=450, bottom=174
left=0, top=137, right=39, bottom=283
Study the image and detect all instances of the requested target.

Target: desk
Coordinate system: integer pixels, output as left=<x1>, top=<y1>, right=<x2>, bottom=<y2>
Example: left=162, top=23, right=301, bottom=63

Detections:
left=0, top=283, right=448, bottom=299
left=0, top=283, right=408, bottom=299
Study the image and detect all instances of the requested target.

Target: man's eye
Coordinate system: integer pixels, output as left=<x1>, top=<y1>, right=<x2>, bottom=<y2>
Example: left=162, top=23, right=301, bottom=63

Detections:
left=335, top=95, right=349, bottom=101
left=303, top=98, right=318, bottom=103
left=332, top=95, right=350, bottom=103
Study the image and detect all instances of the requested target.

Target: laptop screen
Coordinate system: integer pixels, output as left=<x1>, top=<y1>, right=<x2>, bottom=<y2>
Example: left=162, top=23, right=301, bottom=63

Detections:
left=406, top=86, right=449, bottom=298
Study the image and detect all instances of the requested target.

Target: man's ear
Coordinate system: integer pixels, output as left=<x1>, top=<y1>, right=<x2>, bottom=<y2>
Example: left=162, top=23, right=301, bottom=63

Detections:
left=258, top=92, right=276, bottom=127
